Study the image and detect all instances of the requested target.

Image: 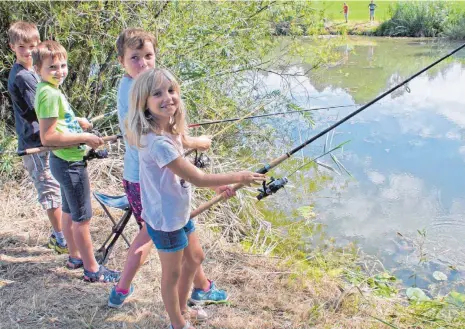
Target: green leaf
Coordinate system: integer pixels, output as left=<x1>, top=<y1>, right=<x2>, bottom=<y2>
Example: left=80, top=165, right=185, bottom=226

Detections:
left=446, top=291, right=465, bottom=306
left=432, top=271, right=447, bottom=281
left=296, top=205, right=316, bottom=220
left=406, top=287, right=430, bottom=301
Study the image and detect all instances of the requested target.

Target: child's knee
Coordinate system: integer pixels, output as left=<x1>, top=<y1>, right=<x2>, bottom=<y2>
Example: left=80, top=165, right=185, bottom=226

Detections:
left=189, top=249, right=205, bottom=267
left=73, top=218, right=91, bottom=228
left=163, top=267, right=182, bottom=282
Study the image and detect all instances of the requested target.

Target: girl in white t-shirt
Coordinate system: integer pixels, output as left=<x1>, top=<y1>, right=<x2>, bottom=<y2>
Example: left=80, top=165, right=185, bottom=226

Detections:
left=126, top=68, right=266, bottom=329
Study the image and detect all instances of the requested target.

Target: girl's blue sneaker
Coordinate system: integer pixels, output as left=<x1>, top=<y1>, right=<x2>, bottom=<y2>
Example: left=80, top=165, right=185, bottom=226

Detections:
left=108, top=284, right=135, bottom=308
left=189, top=281, right=228, bottom=305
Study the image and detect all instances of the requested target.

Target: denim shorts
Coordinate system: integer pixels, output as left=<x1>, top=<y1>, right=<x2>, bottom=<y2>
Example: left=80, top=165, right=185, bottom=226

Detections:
left=49, top=153, right=92, bottom=222
left=147, top=220, right=195, bottom=252
left=22, top=152, right=61, bottom=210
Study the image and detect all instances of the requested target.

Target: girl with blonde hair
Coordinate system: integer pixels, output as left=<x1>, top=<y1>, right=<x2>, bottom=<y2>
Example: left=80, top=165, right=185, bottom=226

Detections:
left=127, top=68, right=266, bottom=329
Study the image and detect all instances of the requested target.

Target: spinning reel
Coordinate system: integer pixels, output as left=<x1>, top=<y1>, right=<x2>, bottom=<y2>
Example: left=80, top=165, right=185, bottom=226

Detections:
left=83, top=129, right=109, bottom=161
left=256, top=176, right=288, bottom=200
left=193, top=150, right=211, bottom=169
left=84, top=148, right=109, bottom=161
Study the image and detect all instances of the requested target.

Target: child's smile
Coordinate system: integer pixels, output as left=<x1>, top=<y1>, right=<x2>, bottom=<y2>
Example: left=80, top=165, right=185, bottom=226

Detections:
left=10, top=41, right=38, bottom=68
left=147, top=80, right=180, bottom=123
left=37, top=56, right=68, bottom=87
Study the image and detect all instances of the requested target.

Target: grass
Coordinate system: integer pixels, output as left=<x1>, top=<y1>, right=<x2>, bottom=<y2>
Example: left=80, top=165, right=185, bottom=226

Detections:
left=0, top=144, right=427, bottom=329
left=313, top=0, right=392, bottom=22
left=2, top=148, right=465, bottom=328
left=313, top=0, right=465, bottom=23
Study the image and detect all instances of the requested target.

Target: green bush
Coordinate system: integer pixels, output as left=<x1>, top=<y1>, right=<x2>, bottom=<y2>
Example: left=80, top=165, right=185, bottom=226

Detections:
left=442, top=12, right=465, bottom=40
left=375, top=1, right=453, bottom=38
left=0, top=1, right=326, bottom=182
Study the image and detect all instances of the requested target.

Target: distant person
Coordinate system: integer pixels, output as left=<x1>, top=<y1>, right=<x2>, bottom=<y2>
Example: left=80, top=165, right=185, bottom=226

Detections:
left=369, top=0, right=377, bottom=22
left=342, top=2, right=349, bottom=23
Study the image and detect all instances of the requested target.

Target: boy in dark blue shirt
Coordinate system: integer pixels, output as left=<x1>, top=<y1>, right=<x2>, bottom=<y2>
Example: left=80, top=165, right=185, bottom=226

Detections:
left=7, top=21, right=66, bottom=253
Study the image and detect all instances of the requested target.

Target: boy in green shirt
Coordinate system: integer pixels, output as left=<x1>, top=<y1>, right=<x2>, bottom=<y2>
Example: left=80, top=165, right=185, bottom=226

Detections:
left=33, top=40, right=120, bottom=282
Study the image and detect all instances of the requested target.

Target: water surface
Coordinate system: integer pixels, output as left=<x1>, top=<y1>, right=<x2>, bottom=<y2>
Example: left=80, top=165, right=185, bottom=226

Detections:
left=261, top=36, right=465, bottom=290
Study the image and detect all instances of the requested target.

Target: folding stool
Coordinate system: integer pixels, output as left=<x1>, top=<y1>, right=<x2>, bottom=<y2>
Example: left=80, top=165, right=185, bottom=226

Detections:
left=93, top=191, right=133, bottom=265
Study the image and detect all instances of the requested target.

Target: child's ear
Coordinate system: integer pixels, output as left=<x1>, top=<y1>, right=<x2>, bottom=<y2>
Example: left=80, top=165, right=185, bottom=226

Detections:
left=9, top=43, right=15, bottom=51
left=34, top=65, right=39, bottom=72
left=117, top=56, right=124, bottom=66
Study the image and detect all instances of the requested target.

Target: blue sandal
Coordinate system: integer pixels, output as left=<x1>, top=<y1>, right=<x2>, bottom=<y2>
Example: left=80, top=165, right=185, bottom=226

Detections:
left=66, top=257, right=83, bottom=270
left=83, top=265, right=120, bottom=283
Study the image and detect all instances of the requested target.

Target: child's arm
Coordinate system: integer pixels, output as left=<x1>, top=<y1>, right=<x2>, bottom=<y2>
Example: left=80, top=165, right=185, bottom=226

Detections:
left=182, top=134, right=212, bottom=151
left=76, top=117, right=93, bottom=131
left=166, top=156, right=265, bottom=188
left=39, top=118, right=103, bottom=149
left=14, top=74, right=37, bottom=123
left=213, top=185, right=236, bottom=198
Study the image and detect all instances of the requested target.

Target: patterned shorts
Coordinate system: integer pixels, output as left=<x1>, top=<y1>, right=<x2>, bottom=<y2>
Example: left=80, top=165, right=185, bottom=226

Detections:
left=122, top=179, right=144, bottom=225
left=22, top=152, right=61, bottom=210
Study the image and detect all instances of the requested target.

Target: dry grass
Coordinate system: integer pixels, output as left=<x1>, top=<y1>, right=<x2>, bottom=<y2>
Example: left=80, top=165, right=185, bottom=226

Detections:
left=0, top=147, right=400, bottom=329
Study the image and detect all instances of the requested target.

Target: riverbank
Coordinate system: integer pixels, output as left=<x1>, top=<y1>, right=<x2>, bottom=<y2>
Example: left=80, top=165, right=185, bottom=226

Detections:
left=0, top=155, right=382, bottom=329
left=322, top=20, right=380, bottom=36
left=1, top=153, right=465, bottom=328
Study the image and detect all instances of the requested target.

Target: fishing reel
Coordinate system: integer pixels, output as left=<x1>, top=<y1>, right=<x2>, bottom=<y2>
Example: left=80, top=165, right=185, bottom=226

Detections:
left=193, top=150, right=211, bottom=169
left=83, top=129, right=109, bottom=161
left=84, top=148, right=108, bottom=161
left=256, top=176, right=288, bottom=200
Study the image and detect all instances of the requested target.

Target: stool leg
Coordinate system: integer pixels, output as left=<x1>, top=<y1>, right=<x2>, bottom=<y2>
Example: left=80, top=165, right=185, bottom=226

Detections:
left=99, top=201, right=131, bottom=247
left=96, top=209, right=133, bottom=265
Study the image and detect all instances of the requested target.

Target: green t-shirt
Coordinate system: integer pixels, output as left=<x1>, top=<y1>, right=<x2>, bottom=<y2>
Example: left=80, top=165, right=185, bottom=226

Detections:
left=35, top=81, right=85, bottom=161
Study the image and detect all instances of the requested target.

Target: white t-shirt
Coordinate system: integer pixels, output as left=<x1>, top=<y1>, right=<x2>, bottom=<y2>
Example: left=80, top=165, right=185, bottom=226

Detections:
left=139, top=132, right=191, bottom=232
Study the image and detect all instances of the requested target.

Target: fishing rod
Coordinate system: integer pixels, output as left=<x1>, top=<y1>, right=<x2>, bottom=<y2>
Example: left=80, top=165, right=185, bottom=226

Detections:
left=185, top=103, right=353, bottom=161
left=189, top=42, right=465, bottom=219
left=89, top=109, right=118, bottom=124
left=17, top=134, right=122, bottom=156
left=187, top=104, right=354, bottom=128
left=256, top=140, right=349, bottom=200
left=184, top=100, right=274, bottom=158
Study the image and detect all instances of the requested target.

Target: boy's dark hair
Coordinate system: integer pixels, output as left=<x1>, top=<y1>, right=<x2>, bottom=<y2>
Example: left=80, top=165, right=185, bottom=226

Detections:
left=8, top=21, right=40, bottom=45
left=116, top=28, right=157, bottom=57
left=32, top=40, right=67, bottom=70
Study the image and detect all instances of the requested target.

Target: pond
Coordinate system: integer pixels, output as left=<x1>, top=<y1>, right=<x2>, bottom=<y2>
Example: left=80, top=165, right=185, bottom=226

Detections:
left=259, top=36, right=465, bottom=292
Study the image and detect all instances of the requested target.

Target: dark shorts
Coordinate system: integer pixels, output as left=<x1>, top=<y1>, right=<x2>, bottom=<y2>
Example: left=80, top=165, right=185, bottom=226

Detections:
left=122, top=179, right=144, bottom=225
left=147, top=220, right=195, bottom=252
left=50, top=153, right=92, bottom=222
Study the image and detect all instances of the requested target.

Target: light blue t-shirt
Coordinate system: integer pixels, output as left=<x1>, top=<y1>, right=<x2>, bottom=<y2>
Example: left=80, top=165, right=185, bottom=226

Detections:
left=117, top=76, right=139, bottom=183
left=139, top=132, right=191, bottom=232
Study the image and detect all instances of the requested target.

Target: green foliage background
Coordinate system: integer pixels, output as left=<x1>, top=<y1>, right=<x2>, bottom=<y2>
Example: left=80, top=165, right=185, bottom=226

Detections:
left=0, top=0, right=325, bottom=179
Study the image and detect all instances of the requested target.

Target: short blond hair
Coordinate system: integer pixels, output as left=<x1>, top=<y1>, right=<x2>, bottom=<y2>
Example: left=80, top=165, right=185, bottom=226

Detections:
left=126, top=68, right=186, bottom=149
left=32, top=40, right=67, bottom=70
left=8, top=21, right=40, bottom=45
left=116, top=28, right=157, bottom=57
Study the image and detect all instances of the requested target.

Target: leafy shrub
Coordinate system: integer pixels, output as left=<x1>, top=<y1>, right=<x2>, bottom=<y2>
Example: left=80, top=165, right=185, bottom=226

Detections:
left=376, top=1, right=452, bottom=38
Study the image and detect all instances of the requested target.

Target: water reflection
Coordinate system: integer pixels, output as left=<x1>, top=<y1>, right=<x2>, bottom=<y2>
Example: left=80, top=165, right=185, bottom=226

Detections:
left=263, top=36, right=465, bottom=289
